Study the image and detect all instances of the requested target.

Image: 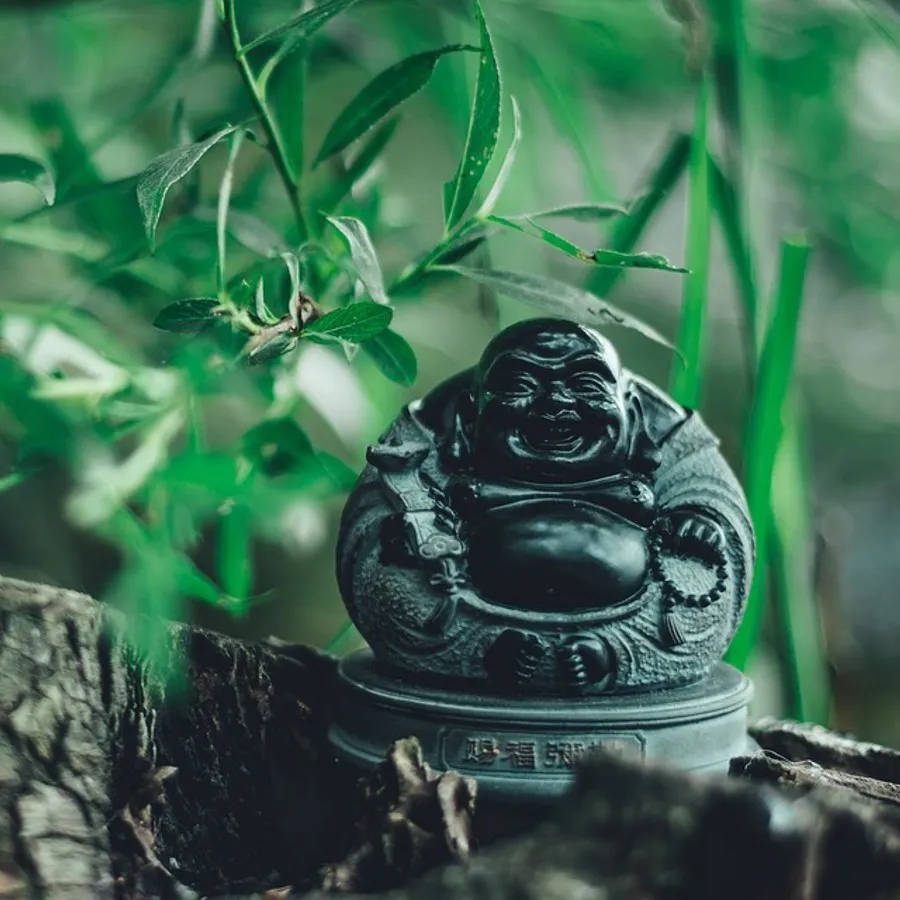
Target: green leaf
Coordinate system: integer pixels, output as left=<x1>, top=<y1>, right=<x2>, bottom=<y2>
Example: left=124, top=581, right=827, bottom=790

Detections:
left=315, top=45, right=477, bottom=165
left=323, top=618, right=357, bottom=653
left=710, top=155, right=758, bottom=364
left=225, top=209, right=287, bottom=257
left=488, top=214, right=688, bottom=272
left=363, top=329, right=417, bottom=386
left=769, top=410, right=831, bottom=724
left=0, top=154, right=55, bottom=205
left=218, top=503, right=252, bottom=607
left=255, top=278, right=277, bottom=324
left=521, top=48, right=610, bottom=204
left=434, top=228, right=489, bottom=265
left=316, top=451, right=359, bottom=491
left=240, top=0, right=361, bottom=54
left=325, top=215, right=389, bottom=304
left=267, top=32, right=307, bottom=182
left=29, top=97, right=100, bottom=197
left=527, top=203, right=628, bottom=222
left=0, top=470, right=30, bottom=495
left=523, top=217, right=585, bottom=258
left=315, top=116, right=399, bottom=213
left=670, top=79, right=712, bottom=408
left=588, top=132, right=691, bottom=297
left=441, top=266, right=675, bottom=352
left=303, top=301, right=392, bottom=342
left=243, top=417, right=315, bottom=476
left=0, top=221, right=108, bottom=261
left=443, top=0, right=501, bottom=231
left=475, top=95, right=521, bottom=218
left=589, top=248, right=688, bottom=273
left=137, top=124, right=239, bottom=246
left=726, top=238, right=810, bottom=672
left=153, top=298, right=221, bottom=332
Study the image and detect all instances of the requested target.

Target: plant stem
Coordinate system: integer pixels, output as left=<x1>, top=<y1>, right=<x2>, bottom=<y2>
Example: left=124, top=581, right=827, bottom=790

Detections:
left=670, top=76, right=712, bottom=408
left=389, top=218, right=481, bottom=294
left=222, top=0, right=309, bottom=241
left=217, top=130, right=245, bottom=298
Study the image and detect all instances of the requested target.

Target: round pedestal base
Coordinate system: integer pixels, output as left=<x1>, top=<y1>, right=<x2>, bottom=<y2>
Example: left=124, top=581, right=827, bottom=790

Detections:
left=330, top=651, right=753, bottom=806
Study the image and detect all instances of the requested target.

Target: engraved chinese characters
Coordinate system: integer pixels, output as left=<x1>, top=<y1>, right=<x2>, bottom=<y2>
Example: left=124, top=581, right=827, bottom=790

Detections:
left=337, top=318, right=754, bottom=694
left=455, top=734, right=643, bottom=771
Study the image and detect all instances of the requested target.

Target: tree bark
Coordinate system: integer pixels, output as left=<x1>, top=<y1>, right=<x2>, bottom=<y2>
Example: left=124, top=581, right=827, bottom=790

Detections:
left=0, top=576, right=349, bottom=898
left=315, top=753, right=900, bottom=900
left=1, top=575, right=899, bottom=900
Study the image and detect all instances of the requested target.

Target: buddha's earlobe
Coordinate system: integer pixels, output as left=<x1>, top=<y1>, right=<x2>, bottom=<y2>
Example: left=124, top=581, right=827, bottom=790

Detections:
left=444, top=390, right=476, bottom=467
left=626, top=388, right=662, bottom=473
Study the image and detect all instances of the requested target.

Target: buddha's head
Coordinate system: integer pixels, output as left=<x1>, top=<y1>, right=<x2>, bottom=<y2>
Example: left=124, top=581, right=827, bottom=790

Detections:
left=471, top=319, right=632, bottom=482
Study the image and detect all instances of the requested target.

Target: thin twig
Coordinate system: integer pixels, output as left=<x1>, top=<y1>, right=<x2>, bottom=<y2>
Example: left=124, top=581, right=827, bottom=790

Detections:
left=222, top=0, right=309, bottom=241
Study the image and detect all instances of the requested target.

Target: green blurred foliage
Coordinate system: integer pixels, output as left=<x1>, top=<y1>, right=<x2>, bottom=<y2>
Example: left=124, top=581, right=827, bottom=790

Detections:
left=1, top=0, right=899, bottom=743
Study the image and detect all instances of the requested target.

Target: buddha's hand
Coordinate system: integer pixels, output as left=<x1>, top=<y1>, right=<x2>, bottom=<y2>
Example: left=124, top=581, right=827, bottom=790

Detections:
left=558, top=635, right=616, bottom=693
left=484, top=630, right=548, bottom=689
left=667, top=512, right=726, bottom=564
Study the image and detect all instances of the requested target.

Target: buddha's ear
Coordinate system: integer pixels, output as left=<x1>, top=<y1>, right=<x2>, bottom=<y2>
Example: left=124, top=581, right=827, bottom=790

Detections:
left=626, top=386, right=662, bottom=474
left=444, top=388, right=476, bottom=467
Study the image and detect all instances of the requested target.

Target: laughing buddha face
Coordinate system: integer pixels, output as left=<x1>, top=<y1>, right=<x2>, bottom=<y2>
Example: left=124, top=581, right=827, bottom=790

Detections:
left=471, top=319, right=631, bottom=483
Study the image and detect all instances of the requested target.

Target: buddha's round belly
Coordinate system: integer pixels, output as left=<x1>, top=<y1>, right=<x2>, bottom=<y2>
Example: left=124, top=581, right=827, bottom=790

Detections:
left=467, top=499, right=648, bottom=612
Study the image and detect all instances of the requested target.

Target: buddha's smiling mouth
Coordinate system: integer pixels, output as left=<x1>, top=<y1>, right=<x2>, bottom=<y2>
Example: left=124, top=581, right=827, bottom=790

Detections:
left=517, top=414, right=618, bottom=457
left=521, top=415, right=584, bottom=452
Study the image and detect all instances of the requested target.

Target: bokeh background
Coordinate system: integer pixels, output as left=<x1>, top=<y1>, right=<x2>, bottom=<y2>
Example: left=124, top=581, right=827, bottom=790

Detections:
left=1, top=0, right=898, bottom=745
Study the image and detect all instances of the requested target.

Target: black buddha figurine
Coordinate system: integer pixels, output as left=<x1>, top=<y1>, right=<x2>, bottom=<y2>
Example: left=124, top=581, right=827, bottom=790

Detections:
left=337, top=318, right=753, bottom=695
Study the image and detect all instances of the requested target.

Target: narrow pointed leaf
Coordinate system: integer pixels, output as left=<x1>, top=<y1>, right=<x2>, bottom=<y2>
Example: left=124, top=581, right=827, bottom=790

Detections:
left=588, top=132, right=691, bottom=296
left=315, top=45, right=477, bottom=165
left=226, top=210, right=287, bottom=257
left=527, top=203, right=627, bottom=222
left=434, top=228, right=489, bottom=265
left=316, top=452, right=359, bottom=491
left=363, top=329, right=417, bottom=386
left=303, top=301, right=392, bottom=342
left=268, top=37, right=307, bottom=183
left=218, top=503, right=252, bottom=603
left=489, top=214, right=687, bottom=272
left=316, top=116, right=399, bottom=212
left=475, top=95, right=521, bottom=218
left=726, top=238, right=811, bottom=671
left=153, top=298, right=221, bottom=332
left=255, top=278, right=277, bottom=324
left=443, top=0, right=501, bottom=230
left=441, top=266, right=675, bottom=351
left=0, top=154, right=55, bottom=205
left=525, top=217, right=585, bottom=258
left=710, top=154, right=758, bottom=363
left=325, top=215, right=389, bottom=304
left=137, top=124, right=238, bottom=245
left=589, top=248, right=688, bottom=273
left=769, top=411, right=831, bottom=724
left=240, top=0, right=361, bottom=54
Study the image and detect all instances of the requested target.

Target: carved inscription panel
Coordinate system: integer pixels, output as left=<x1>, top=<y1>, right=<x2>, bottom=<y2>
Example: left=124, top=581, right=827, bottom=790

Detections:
left=442, top=729, right=644, bottom=774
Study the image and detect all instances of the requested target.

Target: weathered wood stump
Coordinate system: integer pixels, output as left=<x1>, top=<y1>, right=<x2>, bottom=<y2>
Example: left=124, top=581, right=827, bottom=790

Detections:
left=0, top=575, right=898, bottom=899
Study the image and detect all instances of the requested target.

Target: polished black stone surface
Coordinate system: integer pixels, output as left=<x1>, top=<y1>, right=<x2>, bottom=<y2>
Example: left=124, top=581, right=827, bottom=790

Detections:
left=337, top=318, right=755, bottom=695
